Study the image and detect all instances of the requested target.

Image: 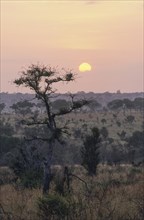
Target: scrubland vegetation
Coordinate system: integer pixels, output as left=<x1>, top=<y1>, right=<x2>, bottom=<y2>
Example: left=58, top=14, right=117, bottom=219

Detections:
left=0, top=165, right=144, bottom=220
left=0, top=109, right=144, bottom=220
left=0, top=110, right=143, bottom=166
left=0, top=65, right=143, bottom=219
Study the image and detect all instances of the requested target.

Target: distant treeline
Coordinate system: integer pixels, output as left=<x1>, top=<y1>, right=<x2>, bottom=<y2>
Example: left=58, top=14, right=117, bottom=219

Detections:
left=0, top=92, right=144, bottom=113
left=0, top=91, right=143, bottom=112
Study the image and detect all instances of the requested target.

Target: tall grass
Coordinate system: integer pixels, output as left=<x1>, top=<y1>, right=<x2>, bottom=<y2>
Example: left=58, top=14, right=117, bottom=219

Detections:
left=0, top=165, right=144, bottom=220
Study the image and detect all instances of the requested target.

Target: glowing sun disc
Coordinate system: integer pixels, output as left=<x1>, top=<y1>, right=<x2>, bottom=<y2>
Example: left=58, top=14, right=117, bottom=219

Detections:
left=79, top=63, right=92, bottom=72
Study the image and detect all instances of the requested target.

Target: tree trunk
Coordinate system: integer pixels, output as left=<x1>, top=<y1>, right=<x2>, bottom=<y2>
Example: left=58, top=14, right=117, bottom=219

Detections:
left=43, top=163, right=52, bottom=194
left=43, top=141, right=53, bottom=194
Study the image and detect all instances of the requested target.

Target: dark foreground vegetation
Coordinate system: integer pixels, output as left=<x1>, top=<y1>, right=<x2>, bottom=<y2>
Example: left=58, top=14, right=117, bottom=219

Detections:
left=0, top=165, right=144, bottom=220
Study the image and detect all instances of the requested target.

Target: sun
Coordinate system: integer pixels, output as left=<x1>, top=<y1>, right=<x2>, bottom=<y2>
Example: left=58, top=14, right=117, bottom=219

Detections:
left=79, top=63, right=92, bottom=72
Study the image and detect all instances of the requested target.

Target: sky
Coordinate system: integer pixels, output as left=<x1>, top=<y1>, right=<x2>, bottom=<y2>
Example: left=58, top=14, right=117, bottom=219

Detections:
left=1, top=0, right=143, bottom=93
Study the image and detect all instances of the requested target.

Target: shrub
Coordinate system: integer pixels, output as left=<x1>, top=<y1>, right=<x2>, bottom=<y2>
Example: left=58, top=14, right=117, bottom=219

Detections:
left=19, top=169, right=43, bottom=189
left=81, top=127, right=101, bottom=175
left=0, top=167, right=17, bottom=185
left=126, top=115, right=135, bottom=124
left=10, top=142, right=43, bottom=188
left=100, top=127, right=109, bottom=139
left=37, top=194, right=69, bottom=219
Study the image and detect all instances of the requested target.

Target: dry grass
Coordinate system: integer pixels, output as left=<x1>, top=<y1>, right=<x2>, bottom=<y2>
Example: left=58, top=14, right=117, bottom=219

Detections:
left=0, top=185, right=41, bottom=220
left=0, top=165, right=144, bottom=220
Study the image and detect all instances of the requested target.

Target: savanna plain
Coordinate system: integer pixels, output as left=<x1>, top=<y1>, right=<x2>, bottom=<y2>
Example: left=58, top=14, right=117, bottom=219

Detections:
left=0, top=107, right=144, bottom=220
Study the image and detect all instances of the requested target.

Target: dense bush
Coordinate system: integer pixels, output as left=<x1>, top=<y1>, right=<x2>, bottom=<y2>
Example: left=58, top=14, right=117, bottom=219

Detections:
left=10, top=142, right=43, bottom=188
left=38, top=194, right=69, bottom=220
left=17, top=169, right=43, bottom=189
left=81, top=127, right=101, bottom=175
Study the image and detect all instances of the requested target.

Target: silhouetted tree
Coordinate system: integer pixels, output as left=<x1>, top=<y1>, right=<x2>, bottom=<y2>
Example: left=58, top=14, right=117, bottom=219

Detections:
left=0, top=120, right=20, bottom=166
left=51, top=99, right=71, bottom=112
left=100, top=127, right=109, bottom=139
left=81, top=127, right=101, bottom=176
left=0, top=103, right=5, bottom=114
left=101, top=118, right=107, bottom=125
left=126, top=115, right=135, bottom=124
left=128, top=130, right=144, bottom=164
left=128, top=131, right=144, bottom=149
left=14, top=64, right=89, bottom=194
left=133, top=98, right=144, bottom=111
left=123, top=99, right=133, bottom=110
left=10, top=100, right=35, bottom=116
left=107, top=99, right=123, bottom=110
left=88, top=100, right=101, bottom=112
left=0, top=120, right=14, bottom=136
left=117, top=130, right=126, bottom=141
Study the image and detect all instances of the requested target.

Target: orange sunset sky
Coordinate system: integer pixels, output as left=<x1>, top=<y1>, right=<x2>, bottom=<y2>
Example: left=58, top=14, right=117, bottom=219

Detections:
left=1, top=0, right=143, bottom=93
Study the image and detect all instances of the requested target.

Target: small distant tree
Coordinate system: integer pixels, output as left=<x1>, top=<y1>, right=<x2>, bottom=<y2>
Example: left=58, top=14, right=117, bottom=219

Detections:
left=100, top=127, right=108, bottom=139
left=88, top=100, right=101, bottom=112
left=10, top=100, right=35, bottom=116
left=133, top=97, right=144, bottom=112
left=0, top=120, right=17, bottom=163
left=51, top=99, right=71, bottom=112
left=0, top=120, right=14, bottom=136
left=117, top=130, right=126, bottom=141
left=123, top=99, right=133, bottom=110
left=107, top=99, right=123, bottom=110
left=128, top=130, right=144, bottom=164
left=126, top=115, right=135, bottom=124
left=116, top=90, right=121, bottom=94
left=128, top=131, right=144, bottom=149
left=81, top=127, right=101, bottom=176
left=101, top=118, right=106, bottom=125
left=0, top=103, right=5, bottom=114
left=14, top=64, right=89, bottom=194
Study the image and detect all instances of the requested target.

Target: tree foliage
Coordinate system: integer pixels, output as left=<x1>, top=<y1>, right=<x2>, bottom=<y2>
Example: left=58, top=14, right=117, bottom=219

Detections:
left=128, top=131, right=144, bottom=148
left=0, top=103, right=5, bottom=113
left=81, top=127, right=101, bottom=175
left=107, top=99, right=123, bottom=110
left=0, top=120, right=14, bottom=136
left=126, top=115, right=135, bottom=124
left=10, top=141, right=43, bottom=188
left=128, top=130, right=144, bottom=164
left=107, top=98, right=144, bottom=111
left=100, top=127, right=109, bottom=139
left=10, top=100, right=35, bottom=116
left=14, top=64, right=89, bottom=193
left=87, top=100, right=101, bottom=112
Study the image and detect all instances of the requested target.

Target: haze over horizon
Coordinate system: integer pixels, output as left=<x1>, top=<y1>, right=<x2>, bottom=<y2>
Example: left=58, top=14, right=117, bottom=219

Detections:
left=1, top=0, right=143, bottom=94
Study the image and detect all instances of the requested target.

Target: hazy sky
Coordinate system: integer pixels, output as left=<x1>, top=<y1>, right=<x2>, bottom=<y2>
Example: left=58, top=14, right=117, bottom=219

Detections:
left=1, top=0, right=143, bottom=93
